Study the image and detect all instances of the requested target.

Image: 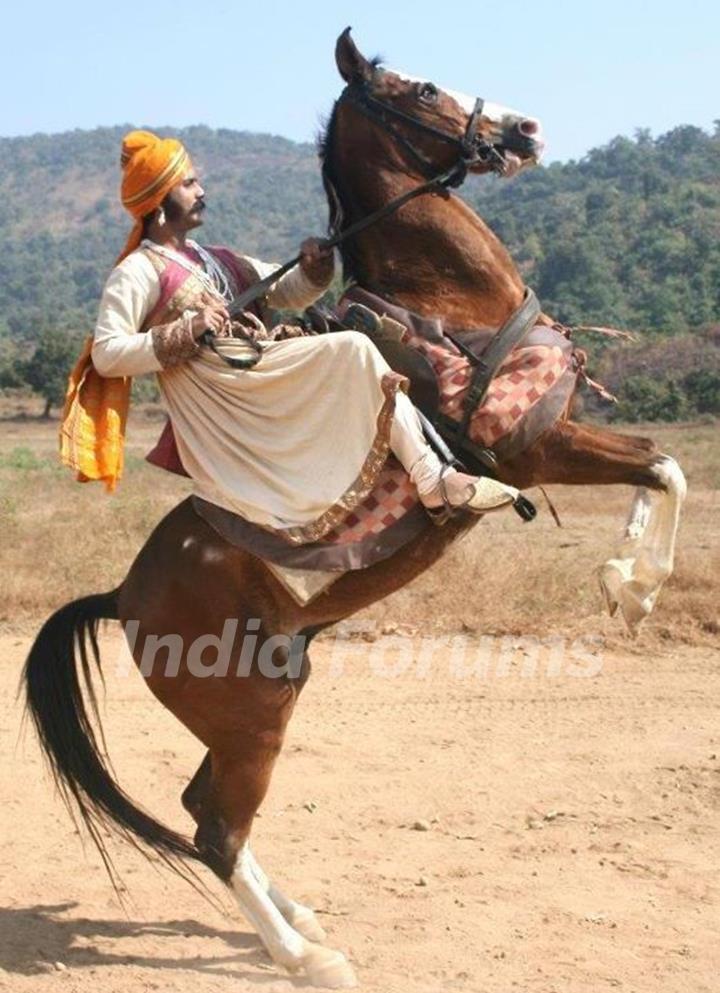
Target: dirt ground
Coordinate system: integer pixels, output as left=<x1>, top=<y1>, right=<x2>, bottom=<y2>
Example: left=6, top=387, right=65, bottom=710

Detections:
left=1, top=406, right=719, bottom=990
left=2, top=627, right=719, bottom=993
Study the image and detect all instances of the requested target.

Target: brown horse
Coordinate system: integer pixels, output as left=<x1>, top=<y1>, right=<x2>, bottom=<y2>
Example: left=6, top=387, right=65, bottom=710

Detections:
left=324, top=29, right=686, bottom=632
left=24, top=29, right=686, bottom=990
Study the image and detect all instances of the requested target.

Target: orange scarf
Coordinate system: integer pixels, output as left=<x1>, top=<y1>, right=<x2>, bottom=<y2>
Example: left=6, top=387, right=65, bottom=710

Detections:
left=59, top=337, right=131, bottom=492
left=59, top=130, right=191, bottom=491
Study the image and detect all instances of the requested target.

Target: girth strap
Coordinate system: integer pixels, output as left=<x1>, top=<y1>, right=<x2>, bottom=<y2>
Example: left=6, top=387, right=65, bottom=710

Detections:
left=446, top=288, right=540, bottom=448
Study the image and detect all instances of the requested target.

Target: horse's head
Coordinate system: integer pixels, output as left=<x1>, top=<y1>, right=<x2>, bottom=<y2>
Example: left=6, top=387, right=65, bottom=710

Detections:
left=335, top=28, right=544, bottom=179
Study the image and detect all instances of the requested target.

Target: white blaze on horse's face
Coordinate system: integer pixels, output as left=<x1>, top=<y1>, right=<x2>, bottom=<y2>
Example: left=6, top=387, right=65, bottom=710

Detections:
left=390, top=69, right=545, bottom=173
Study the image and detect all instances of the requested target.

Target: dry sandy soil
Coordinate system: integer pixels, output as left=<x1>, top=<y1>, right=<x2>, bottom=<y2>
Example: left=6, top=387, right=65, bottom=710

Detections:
left=1, top=628, right=719, bottom=993
left=1, top=408, right=719, bottom=990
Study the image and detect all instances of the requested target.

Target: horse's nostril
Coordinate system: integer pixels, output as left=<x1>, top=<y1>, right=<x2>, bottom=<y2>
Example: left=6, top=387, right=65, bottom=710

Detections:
left=519, top=119, right=540, bottom=137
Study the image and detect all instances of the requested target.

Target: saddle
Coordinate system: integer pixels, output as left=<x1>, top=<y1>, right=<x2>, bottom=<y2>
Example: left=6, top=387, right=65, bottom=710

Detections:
left=303, top=287, right=541, bottom=486
left=302, top=298, right=440, bottom=415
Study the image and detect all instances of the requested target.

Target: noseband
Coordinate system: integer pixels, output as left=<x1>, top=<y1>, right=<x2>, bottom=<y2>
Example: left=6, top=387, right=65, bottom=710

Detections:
left=339, top=82, right=507, bottom=181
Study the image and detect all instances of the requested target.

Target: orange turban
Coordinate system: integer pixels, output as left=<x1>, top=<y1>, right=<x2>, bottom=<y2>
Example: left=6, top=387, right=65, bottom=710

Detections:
left=117, top=129, right=191, bottom=261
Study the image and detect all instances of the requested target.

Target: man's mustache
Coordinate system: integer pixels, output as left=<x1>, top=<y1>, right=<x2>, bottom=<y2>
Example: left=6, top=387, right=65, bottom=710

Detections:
left=191, top=200, right=207, bottom=213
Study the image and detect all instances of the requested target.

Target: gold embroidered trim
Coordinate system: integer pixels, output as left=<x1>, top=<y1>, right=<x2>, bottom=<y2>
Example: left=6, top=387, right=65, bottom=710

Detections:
left=141, top=248, right=214, bottom=326
left=151, top=320, right=201, bottom=368
left=277, top=371, right=409, bottom=545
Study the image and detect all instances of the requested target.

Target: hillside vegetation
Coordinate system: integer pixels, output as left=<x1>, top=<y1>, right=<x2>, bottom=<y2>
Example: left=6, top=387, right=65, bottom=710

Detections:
left=1, top=122, right=719, bottom=418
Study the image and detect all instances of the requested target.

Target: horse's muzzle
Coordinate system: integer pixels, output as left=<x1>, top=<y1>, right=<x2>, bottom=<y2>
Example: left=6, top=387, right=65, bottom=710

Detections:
left=499, top=123, right=545, bottom=166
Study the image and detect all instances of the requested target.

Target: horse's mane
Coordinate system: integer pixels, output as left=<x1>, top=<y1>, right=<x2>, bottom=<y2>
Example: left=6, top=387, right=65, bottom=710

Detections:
left=317, top=106, right=342, bottom=230
left=318, top=57, right=384, bottom=281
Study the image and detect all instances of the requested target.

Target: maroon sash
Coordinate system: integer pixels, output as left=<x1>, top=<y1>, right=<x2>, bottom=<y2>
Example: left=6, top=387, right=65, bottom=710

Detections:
left=146, top=247, right=257, bottom=477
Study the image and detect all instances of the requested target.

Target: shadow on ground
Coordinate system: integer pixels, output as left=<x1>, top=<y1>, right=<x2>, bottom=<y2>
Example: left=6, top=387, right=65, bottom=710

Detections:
left=0, top=902, right=291, bottom=985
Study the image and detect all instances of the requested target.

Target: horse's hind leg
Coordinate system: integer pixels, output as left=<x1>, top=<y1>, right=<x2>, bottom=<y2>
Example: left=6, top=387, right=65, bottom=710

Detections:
left=199, top=716, right=357, bottom=990
left=182, top=751, right=212, bottom=821
left=245, top=847, right=328, bottom=943
left=182, top=750, right=327, bottom=942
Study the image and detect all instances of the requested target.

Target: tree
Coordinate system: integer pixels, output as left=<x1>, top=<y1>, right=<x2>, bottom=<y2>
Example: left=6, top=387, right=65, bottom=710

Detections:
left=683, top=368, right=720, bottom=414
left=20, top=330, right=82, bottom=418
left=613, top=375, right=689, bottom=423
left=0, top=339, right=23, bottom=388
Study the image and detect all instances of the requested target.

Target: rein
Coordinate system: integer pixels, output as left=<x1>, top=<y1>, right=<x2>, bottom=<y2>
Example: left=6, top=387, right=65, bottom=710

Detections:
left=202, top=83, right=494, bottom=367
left=227, top=164, right=471, bottom=318
left=201, top=161, right=470, bottom=369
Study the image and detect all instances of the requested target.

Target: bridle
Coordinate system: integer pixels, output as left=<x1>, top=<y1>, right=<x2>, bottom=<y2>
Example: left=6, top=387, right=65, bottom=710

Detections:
left=203, top=79, right=526, bottom=366
left=338, top=80, right=506, bottom=182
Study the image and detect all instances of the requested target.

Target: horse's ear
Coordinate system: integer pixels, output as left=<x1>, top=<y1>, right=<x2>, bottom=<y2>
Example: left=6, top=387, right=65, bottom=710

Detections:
left=335, top=27, right=372, bottom=83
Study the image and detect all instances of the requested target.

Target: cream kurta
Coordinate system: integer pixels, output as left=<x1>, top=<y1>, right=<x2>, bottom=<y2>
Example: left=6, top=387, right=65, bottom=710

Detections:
left=92, top=246, right=402, bottom=541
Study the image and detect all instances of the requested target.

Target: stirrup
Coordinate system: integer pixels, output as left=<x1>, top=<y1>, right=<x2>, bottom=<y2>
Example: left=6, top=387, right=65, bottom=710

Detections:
left=423, top=466, right=458, bottom=527
left=423, top=466, right=476, bottom=527
left=424, top=468, right=536, bottom=526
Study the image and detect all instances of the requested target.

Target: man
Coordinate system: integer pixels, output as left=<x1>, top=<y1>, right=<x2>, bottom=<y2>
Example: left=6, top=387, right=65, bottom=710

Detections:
left=64, top=130, right=521, bottom=542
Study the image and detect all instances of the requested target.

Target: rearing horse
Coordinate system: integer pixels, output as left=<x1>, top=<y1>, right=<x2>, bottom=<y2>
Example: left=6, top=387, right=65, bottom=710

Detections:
left=23, top=29, right=685, bottom=990
left=324, top=30, right=686, bottom=632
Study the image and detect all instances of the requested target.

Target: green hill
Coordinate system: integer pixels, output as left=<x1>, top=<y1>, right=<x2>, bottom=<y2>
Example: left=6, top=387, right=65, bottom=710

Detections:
left=1, top=121, right=719, bottom=419
left=0, top=126, right=326, bottom=341
left=470, top=124, right=720, bottom=334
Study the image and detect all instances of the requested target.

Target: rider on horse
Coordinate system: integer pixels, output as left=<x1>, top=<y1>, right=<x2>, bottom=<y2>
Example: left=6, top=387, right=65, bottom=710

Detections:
left=62, top=129, right=523, bottom=539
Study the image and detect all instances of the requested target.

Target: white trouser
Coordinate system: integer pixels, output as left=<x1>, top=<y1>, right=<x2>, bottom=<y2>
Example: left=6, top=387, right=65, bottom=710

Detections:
left=389, top=391, right=445, bottom=497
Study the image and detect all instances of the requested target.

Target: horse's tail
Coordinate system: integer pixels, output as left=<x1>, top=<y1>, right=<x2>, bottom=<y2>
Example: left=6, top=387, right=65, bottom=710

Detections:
left=23, top=590, right=202, bottom=884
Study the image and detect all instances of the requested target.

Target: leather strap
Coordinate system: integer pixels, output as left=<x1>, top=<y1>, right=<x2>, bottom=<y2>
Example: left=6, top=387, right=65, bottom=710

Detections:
left=223, top=159, right=468, bottom=322
left=447, top=288, right=540, bottom=447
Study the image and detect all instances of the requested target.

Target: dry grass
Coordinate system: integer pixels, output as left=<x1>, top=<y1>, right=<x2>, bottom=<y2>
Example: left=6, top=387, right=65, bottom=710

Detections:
left=1, top=396, right=718, bottom=647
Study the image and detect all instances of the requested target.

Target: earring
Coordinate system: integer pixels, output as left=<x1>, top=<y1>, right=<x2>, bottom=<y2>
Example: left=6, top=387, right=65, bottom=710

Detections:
left=156, top=206, right=165, bottom=225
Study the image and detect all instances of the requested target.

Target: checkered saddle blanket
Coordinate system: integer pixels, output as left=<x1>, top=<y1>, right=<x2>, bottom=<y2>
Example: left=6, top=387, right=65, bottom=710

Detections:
left=153, top=291, right=579, bottom=572
left=338, top=287, right=579, bottom=463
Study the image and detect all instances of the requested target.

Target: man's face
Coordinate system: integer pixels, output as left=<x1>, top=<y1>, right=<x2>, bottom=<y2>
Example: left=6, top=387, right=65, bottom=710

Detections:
left=163, top=164, right=206, bottom=231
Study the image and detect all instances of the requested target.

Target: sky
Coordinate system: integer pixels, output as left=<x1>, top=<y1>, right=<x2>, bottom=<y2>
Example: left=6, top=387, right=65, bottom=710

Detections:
left=3, top=0, right=718, bottom=162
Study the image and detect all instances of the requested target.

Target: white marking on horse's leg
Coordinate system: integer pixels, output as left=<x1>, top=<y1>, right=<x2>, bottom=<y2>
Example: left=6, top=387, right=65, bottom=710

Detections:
left=623, top=487, right=653, bottom=543
left=633, top=456, right=686, bottom=599
left=231, top=843, right=356, bottom=988
left=246, top=846, right=327, bottom=942
left=599, top=457, right=687, bottom=632
left=599, top=487, right=652, bottom=616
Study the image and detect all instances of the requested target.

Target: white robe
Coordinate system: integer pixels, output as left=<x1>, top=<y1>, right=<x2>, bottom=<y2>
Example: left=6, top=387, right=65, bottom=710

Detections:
left=92, top=248, right=402, bottom=541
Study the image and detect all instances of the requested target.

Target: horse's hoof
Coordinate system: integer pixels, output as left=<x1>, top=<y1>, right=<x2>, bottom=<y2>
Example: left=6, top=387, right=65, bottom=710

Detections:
left=600, top=564, right=651, bottom=633
left=302, top=944, right=358, bottom=989
left=618, top=587, right=652, bottom=634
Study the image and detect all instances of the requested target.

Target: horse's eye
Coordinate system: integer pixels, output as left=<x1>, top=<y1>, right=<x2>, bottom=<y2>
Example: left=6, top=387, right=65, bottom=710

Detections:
left=418, top=82, right=438, bottom=104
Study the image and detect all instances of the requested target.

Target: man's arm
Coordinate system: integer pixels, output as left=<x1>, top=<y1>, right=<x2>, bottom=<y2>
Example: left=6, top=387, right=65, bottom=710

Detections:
left=243, top=239, right=335, bottom=313
left=92, top=258, right=165, bottom=377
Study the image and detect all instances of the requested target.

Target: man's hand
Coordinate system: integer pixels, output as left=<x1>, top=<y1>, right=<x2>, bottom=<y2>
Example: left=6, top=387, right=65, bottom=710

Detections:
left=299, top=237, right=334, bottom=287
left=190, top=293, right=230, bottom=338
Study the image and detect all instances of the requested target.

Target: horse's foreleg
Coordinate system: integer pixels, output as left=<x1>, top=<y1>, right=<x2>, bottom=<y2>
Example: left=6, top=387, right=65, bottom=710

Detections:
left=496, top=420, right=664, bottom=490
left=599, top=456, right=687, bottom=630
left=496, top=422, right=687, bottom=630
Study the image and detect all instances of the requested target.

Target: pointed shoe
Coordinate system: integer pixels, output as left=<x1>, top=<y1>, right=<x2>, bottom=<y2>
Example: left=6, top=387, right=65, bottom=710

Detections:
left=463, top=477, right=519, bottom=513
